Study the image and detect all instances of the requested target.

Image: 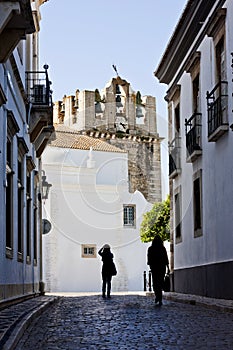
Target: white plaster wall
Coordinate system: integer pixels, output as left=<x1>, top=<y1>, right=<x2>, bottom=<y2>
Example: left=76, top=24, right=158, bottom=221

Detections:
left=173, top=2, right=233, bottom=270
left=42, top=147, right=152, bottom=292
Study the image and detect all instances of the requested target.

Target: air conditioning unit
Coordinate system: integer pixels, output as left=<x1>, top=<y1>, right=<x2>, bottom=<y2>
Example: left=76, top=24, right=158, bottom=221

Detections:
left=33, top=84, right=46, bottom=104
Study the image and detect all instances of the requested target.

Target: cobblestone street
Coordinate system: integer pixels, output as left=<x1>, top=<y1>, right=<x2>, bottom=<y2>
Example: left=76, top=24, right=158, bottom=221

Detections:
left=15, top=294, right=233, bottom=350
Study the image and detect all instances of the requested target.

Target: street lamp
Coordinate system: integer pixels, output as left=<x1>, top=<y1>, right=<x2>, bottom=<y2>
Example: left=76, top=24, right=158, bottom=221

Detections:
left=41, top=170, right=52, bottom=200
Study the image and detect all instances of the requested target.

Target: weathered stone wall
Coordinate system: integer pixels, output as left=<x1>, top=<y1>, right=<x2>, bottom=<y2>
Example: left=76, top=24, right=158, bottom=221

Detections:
left=106, top=137, right=162, bottom=204
left=53, top=77, right=162, bottom=204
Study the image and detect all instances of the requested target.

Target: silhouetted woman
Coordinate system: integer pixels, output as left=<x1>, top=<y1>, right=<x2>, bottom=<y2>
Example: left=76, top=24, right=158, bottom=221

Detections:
left=147, top=236, right=169, bottom=305
left=98, top=244, right=115, bottom=298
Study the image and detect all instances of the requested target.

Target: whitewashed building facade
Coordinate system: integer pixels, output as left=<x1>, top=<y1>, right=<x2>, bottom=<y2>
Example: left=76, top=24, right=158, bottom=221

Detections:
left=0, top=0, right=53, bottom=303
left=155, top=0, right=233, bottom=299
left=42, top=125, right=152, bottom=292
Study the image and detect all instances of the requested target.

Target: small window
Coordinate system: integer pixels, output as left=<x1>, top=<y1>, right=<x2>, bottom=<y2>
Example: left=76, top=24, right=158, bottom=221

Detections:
left=123, top=205, right=136, bottom=227
left=81, top=244, right=96, bottom=258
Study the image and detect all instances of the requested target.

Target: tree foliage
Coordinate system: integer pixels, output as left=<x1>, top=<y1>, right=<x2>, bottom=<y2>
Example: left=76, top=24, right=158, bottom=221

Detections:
left=140, top=196, right=170, bottom=243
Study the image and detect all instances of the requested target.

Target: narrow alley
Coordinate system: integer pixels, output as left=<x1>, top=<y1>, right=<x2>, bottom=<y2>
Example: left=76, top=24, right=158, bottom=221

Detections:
left=13, top=293, right=233, bottom=350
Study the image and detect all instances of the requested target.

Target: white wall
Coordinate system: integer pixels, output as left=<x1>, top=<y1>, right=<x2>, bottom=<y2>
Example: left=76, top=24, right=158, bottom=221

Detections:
left=173, top=2, right=233, bottom=270
left=42, top=146, right=152, bottom=292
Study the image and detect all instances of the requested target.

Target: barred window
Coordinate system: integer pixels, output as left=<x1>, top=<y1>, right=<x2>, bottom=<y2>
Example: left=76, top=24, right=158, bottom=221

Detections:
left=81, top=244, right=96, bottom=258
left=123, top=205, right=136, bottom=227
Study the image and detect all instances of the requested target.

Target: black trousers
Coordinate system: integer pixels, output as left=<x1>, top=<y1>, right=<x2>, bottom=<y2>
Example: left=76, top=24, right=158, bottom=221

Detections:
left=102, top=273, right=112, bottom=296
left=151, top=268, right=165, bottom=302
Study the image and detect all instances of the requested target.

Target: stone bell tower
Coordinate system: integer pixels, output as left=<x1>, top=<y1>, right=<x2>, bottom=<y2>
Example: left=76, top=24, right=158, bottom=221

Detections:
left=53, top=76, right=162, bottom=203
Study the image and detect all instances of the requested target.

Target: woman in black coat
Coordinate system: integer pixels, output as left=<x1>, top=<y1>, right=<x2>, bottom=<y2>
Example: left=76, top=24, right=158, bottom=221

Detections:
left=98, top=244, right=115, bottom=298
left=147, top=236, right=169, bottom=305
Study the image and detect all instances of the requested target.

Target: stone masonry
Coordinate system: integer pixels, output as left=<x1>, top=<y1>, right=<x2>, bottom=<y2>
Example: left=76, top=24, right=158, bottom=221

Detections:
left=53, top=76, right=162, bottom=203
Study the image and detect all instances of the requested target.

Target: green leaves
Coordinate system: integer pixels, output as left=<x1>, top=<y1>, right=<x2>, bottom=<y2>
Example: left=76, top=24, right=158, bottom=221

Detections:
left=140, top=196, right=170, bottom=243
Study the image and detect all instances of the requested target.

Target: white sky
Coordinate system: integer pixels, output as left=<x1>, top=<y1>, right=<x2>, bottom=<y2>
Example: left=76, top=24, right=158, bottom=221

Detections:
left=39, top=0, right=187, bottom=197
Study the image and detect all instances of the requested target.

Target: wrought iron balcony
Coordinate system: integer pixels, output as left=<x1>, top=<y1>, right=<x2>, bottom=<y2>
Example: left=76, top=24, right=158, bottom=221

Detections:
left=207, top=81, right=228, bottom=142
left=169, top=135, right=181, bottom=179
left=185, top=113, right=202, bottom=162
left=26, top=65, right=52, bottom=107
left=26, top=65, right=54, bottom=156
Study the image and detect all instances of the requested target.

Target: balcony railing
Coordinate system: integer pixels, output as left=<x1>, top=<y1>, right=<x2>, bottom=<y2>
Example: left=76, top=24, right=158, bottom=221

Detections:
left=26, top=65, right=54, bottom=154
left=207, top=81, right=228, bottom=142
left=169, top=135, right=181, bottom=178
left=26, top=64, right=52, bottom=107
left=185, top=113, right=202, bottom=162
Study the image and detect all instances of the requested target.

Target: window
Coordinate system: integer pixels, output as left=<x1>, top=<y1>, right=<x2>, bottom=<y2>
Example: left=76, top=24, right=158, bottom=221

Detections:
left=193, top=74, right=200, bottom=113
left=6, top=138, right=13, bottom=256
left=174, top=187, right=182, bottom=243
left=81, top=244, right=96, bottom=258
left=193, top=170, right=202, bottom=238
left=26, top=171, right=31, bottom=263
left=206, top=8, right=228, bottom=141
left=169, top=135, right=181, bottom=178
left=33, top=171, right=39, bottom=265
left=185, top=52, right=202, bottom=162
left=207, top=8, right=226, bottom=84
left=216, top=36, right=226, bottom=83
left=17, top=156, right=23, bottom=260
left=6, top=111, right=20, bottom=258
left=123, top=205, right=136, bottom=227
left=17, top=137, right=29, bottom=262
left=167, top=85, right=181, bottom=178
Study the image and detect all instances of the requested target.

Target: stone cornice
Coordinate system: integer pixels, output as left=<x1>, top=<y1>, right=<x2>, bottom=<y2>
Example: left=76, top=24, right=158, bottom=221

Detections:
left=7, top=110, right=20, bottom=136
left=26, top=156, right=36, bottom=172
left=17, top=136, right=29, bottom=156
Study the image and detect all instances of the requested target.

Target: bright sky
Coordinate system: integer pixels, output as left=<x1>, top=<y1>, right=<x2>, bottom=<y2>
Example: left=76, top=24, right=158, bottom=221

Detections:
left=40, top=0, right=187, bottom=119
left=39, top=0, right=187, bottom=197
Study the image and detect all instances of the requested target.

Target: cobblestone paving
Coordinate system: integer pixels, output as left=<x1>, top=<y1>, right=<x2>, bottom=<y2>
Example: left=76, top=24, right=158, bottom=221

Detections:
left=0, top=296, right=56, bottom=349
left=16, top=294, right=233, bottom=350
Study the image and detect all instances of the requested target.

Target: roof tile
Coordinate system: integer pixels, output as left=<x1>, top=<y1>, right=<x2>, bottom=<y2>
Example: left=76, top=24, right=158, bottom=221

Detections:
left=49, top=124, right=126, bottom=153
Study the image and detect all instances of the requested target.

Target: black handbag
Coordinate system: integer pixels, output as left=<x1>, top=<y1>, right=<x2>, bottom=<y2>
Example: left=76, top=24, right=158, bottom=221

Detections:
left=111, top=262, right=117, bottom=276
left=163, top=273, right=170, bottom=292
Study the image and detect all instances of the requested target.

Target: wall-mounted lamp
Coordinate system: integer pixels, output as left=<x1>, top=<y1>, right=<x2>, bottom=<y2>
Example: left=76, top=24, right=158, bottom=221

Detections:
left=41, top=170, right=52, bottom=200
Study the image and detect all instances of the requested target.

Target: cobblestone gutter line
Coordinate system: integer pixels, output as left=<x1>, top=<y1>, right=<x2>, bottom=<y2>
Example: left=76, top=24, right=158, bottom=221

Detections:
left=0, top=296, right=59, bottom=350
